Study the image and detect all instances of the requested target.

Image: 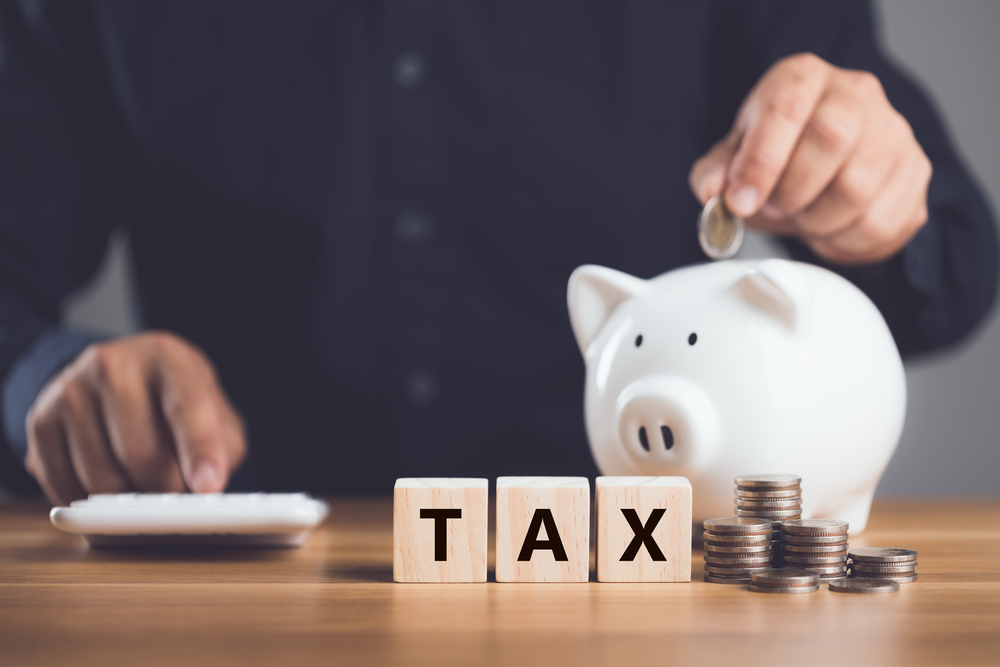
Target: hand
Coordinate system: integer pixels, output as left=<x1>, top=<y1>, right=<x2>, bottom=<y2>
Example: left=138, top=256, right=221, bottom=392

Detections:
left=24, top=331, right=246, bottom=505
left=690, top=52, right=932, bottom=265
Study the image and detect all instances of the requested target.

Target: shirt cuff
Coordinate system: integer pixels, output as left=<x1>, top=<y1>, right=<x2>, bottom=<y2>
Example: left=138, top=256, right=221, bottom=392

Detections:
left=2, top=329, right=104, bottom=461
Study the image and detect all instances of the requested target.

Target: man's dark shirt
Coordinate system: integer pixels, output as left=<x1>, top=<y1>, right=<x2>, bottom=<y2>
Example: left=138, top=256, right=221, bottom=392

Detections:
left=0, top=1, right=996, bottom=494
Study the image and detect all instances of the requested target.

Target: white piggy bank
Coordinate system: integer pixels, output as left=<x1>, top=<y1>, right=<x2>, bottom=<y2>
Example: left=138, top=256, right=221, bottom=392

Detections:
left=567, top=258, right=906, bottom=534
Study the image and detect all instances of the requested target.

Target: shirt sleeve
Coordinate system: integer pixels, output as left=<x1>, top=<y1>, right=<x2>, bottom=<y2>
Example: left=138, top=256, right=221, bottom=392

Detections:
left=0, top=1, right=137, bottom=483
left=712, top=0, right=999, bottom=357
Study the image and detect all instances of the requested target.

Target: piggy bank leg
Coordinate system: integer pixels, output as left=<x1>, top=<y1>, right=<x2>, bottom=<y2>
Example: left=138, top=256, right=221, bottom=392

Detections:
left=812, top=487, right=877, bottom=535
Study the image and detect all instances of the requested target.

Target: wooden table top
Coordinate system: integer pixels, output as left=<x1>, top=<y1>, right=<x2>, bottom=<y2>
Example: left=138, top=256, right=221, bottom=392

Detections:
left=1, top=497, right=998, bottom=666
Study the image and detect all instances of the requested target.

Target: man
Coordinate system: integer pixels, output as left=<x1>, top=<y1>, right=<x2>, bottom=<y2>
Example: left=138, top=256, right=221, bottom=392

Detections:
left=0, top=1, right=995, bottom=504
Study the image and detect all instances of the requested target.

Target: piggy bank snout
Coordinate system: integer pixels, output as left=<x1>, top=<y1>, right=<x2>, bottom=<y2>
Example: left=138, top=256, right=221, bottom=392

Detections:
left=615, top=376, right=721, bottom=473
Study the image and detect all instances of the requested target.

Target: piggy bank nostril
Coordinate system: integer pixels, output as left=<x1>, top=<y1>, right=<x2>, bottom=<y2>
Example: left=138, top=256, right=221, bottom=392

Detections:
left=661, top=425, right=674, bottom=450
left=638, top=427, right=650, bottom=452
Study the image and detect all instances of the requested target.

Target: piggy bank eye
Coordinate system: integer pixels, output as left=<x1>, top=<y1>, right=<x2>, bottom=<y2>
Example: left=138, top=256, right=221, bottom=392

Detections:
left=688, top=333, right=697, bottom=345
left=635, top=334, right=643, bottom=347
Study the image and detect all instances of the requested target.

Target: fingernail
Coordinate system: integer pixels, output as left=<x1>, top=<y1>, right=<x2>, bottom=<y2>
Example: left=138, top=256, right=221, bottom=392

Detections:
left=191, top=461, right=220, bottom=493
left=726, top=185, right=760, bottom=217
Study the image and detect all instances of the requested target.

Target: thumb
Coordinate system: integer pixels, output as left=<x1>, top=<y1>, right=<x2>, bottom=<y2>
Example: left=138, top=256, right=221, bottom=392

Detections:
left=689, top=132, right=740, bottom=205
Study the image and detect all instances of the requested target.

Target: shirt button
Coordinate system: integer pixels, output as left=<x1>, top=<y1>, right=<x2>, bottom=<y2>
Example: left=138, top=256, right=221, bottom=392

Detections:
left=393, top=51, right=426, bottom=90
left=396, top=210, right=435, bottom=245
left=404, top=369, right=440, bottom=407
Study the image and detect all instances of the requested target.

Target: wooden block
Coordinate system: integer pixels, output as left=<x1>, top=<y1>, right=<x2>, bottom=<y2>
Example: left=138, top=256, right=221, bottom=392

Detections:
left=393, top=478, right=488, bottom=583
left=596, top=476, right=692, bottom=582
left=495, top=476, right=590, bottom=583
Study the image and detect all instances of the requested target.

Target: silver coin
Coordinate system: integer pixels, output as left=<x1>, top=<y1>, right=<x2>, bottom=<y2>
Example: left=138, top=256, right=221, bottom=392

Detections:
left=850, top=562, right=917, bottom=574
left=779, top=519, right=850, bottom=536
left=704, top=564, right=770, bottom=576
left=705, top=543, right=773, bottom=554
left=850, top=572, right=918, bottom=584
left=749, top=568, right=819, bottom=587
left=779, top=554, right=849, bottom=566
left=698, top=194, right=745, bottom=260
left=702, top=530, right=772, bottom=544
left=749, top=584, right=819, bottom=594
left=829, top=578, right=899, bottom=594
left=735, top=488, right=802, bottom=499
left=704, top=574, right=750, bottom=585
left=734, top=474, right=801, bottom=489
left=780, top=533, right=850, bottom=545
left=780, top=543, right=850, bottom=554
left=704, top=554, right=773, bottom=566
left=848, top=548, right=918, bottom=564
left=736, top=499, right=803, bottom=510
left=818, top=572, right=849, bottom=580
left=703, top=517, right=774, bottom=533
left=736, top=508, right=802, bottom=519
left=800, top=565, right=848, bottom=575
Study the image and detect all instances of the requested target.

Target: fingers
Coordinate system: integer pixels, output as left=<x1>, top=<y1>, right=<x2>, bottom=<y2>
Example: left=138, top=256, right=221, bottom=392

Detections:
left=153, top=336, right=246, bottom=494
left=23, top=332, right=245, bottom=504
left=809, top=149, right=931, bottom=264
left=689, top=133, right=739, bottom=204
left=82, top=344, right=185, bottom=492
left=724, top=53, right=830, bottom=217
left=25, top=383, right=87, bottom=506
left=767, top=78, right=872, bottom=218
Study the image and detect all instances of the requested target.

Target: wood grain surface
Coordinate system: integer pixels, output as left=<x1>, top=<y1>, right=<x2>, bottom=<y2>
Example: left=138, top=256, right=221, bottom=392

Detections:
left=1, top=497, right=998, bottom=666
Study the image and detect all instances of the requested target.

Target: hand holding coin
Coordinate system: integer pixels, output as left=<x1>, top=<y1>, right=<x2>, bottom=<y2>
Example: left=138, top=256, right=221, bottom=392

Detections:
left=689, top=52, right=931, bottom=265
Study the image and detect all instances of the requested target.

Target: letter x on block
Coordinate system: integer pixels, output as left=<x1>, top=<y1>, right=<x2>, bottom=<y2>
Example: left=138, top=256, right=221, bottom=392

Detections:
left=495, top=477, right=590, bottom=582
left=596, top=476, right=692, bottom=582
left=393, top=478, right=488, bottom=582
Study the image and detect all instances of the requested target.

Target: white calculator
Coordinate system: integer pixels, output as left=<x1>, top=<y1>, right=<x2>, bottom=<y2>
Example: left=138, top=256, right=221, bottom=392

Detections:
left=50, top=492, right=329, bottom=547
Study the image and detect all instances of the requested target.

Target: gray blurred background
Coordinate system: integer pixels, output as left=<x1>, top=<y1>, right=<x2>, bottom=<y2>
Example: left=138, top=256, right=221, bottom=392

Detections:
left=60, top=0, right=1000, bottom=496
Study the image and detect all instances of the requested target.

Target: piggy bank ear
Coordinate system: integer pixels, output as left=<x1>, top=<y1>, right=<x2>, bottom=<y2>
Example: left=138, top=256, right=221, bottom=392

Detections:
left=567, top=265, right=648, bottom=355
left=731, top=259, right=812, bottom=333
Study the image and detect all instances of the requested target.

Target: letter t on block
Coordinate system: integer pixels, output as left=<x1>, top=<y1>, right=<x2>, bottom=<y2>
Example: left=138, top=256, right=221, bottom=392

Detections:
left=596, top=476, right=692, bottom=582
left=393, top=478, right=488, bottom=583
left=495, top=477, right=590, bottom=582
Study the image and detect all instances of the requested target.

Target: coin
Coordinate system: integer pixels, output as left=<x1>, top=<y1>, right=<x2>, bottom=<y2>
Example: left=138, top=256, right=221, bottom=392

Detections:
left=779, top=519, right=850, bottom=536
left=702, top=531, right=772, bottom=543
left=780, top=554, right=849, bottom=566
left=850, top=563, right=917, bottom=574
left=734, top=474, right=801, bottom=489
left=829, top=578, right=900, bottom=594
left=703, top=517, right=774, bottom=533
left=850, top=572, right=918, bottom=584
left=698, top=194, right=745, bottom=260
left=779, top=543, right=850, bottom=554
left=749, top=568, right=819, bottom=587
left=705, top=543, right=773, bottom=554
left=736, top=508, right=802, bottom=519
left=735, top=488, right=802, bottom=499
left=704, top=564, right=770, bottom=576
left=736, top=499, right=803, bottom=510
left=801, top=565, right=848, bottom=575
left=704, top=574, right=751, bottom=585
left=848, top=548, right=918, bottom=563
left=704, top=554, right=773, bottom=566
left=749, top=584, right=820, bottom=594
left=780, top=533, right=850, bottom=545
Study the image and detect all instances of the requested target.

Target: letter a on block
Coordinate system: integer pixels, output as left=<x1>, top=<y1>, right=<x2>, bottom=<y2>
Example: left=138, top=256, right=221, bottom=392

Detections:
left=596, top=477, right=692, bottom=582
left=393, top=478, right=488, bottom=583
left=495, top=477, right=590, bottom=582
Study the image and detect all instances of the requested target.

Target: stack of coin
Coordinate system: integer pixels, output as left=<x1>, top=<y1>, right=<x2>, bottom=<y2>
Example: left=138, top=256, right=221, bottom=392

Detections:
left=734, top=475, right=802, bottom=523
left=848, top=548, right=918, bottom=583
left=702, top=517, right=773, bottom=585
left=776, top=519, right=849, bottom=580
left=748, top=568, right=820, bottom=594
